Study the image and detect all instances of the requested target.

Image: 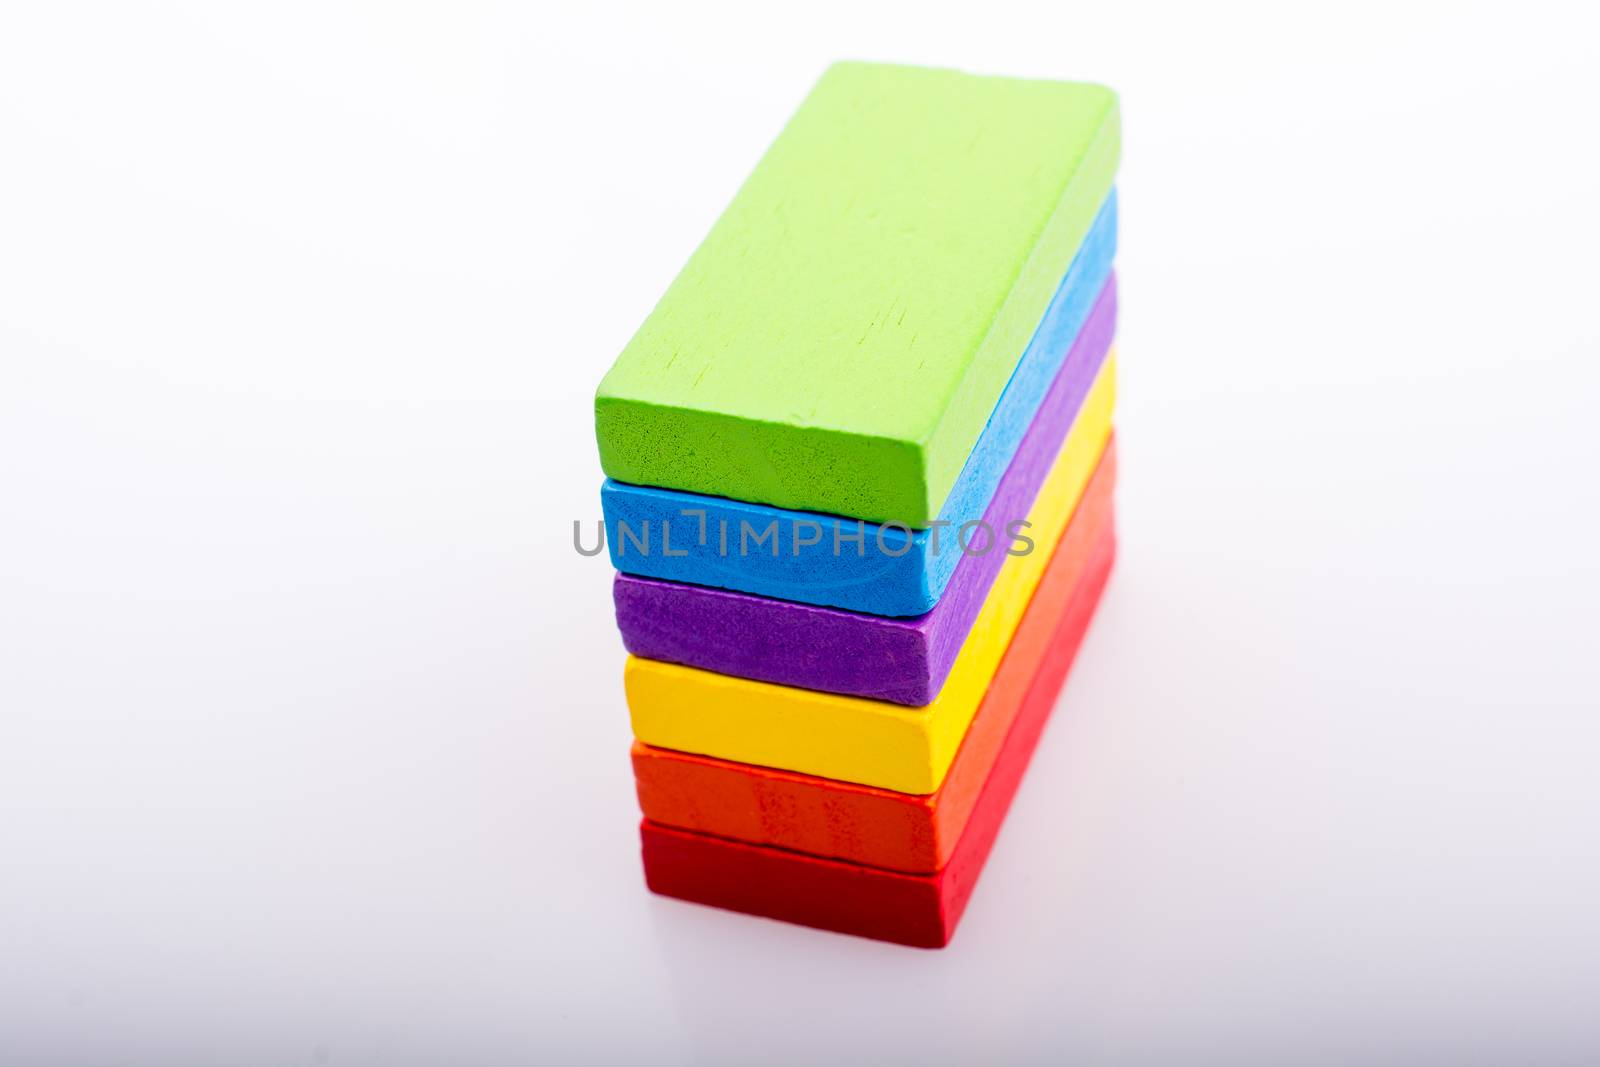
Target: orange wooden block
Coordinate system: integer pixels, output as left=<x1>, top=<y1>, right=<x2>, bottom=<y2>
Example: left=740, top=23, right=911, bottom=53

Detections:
left=631, top=440, right=1116, bottom=874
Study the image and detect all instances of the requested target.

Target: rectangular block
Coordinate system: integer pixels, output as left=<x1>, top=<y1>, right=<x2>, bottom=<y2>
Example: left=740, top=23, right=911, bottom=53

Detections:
left=640, top=527, right=1117, bottom=948
left=614, top=287, right=1115, bottom=703
left=602, top=203, right=1116, bottom=617
left=633, top=453, right=1115, bottom=872
left=595, top=61, right=1120, bottom=526
left=625, top=356, right=1116, bottom=794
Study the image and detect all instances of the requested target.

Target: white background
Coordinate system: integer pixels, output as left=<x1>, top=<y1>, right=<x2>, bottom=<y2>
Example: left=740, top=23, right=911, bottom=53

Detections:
left=3, top=2, right=1598, bottom=1064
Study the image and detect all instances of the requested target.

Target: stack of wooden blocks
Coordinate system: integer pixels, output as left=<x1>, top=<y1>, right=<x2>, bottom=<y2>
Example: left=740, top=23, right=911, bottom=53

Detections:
left=594, top=62, right=1121, bottom=947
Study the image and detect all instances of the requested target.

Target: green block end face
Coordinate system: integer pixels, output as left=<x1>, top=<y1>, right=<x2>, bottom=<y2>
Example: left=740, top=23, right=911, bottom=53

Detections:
left=595, top=61, right=1120, bottom=526
left=594, top=397, right=930, bottom=528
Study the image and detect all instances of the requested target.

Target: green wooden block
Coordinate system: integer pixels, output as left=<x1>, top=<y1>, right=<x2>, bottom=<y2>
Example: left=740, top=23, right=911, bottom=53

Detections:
left=595, top=62, right=1120, bottom=526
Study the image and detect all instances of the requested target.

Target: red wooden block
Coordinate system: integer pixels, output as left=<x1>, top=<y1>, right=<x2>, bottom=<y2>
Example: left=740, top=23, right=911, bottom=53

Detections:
left=632, top=443, right=1116, bottom=874
left=640, top=526, right=1116, bottom=948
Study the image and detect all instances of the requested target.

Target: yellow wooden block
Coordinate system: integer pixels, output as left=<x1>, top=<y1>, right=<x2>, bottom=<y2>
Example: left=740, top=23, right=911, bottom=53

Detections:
left=625, top=355, right=1117, bottom=795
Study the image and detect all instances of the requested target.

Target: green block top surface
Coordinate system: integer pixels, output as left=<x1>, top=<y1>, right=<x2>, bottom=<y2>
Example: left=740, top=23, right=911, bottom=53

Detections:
left=595, top=61, right=1120, bottom=526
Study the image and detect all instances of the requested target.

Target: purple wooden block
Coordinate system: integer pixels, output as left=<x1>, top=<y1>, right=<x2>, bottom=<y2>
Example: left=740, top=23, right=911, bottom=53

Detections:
left=612, top=277, right=1117, bottom=705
